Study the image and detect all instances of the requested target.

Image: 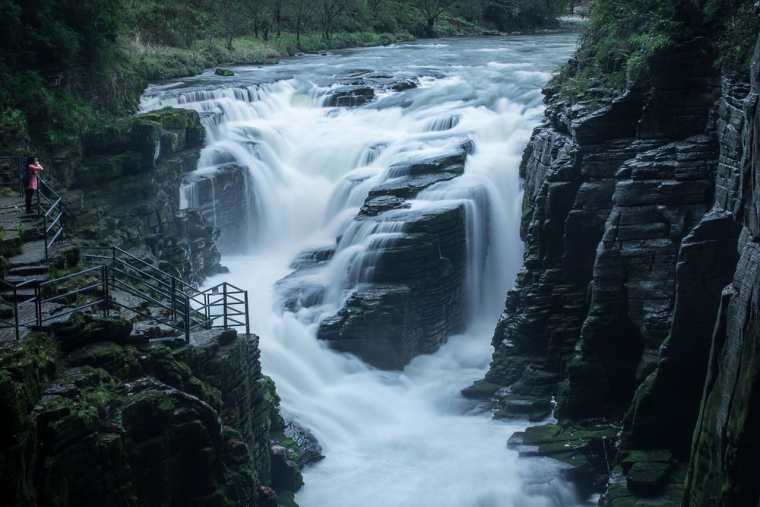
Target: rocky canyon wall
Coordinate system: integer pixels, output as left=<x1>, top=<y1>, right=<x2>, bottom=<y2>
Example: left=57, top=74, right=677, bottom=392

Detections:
left=0, top=317, right=289, bottom=507
left=67, top=107, right=225, bottom=284
left=475, top=27, right=760, bottom=506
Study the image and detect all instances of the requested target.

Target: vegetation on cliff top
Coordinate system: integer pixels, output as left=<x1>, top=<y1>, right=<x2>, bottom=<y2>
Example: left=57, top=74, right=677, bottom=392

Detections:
left=551, top=0, right=760, bottom=102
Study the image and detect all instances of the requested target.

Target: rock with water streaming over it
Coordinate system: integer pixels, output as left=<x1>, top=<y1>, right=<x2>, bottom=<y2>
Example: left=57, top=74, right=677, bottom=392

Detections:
left=316, top=201, right=467, bottom=370
left=182, top=163, right=252, bottom=252
left=323, top=85, right=376, bottom=107
left=277, top=143, right=473, bottom=368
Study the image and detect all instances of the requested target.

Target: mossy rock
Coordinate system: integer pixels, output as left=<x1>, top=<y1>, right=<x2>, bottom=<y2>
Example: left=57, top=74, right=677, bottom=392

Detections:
left=509, top=422, right=619, bottom=499
left=0, top=334, right=59, bottom=437
left=48, top=314, right=133, bottom=354
left=128, top=117, right=162, bottom=165
left=140, top=344, right=222, bottom=409
left=461, top=379, right=500, bottom=399
left=77, top=152, right=143, bottom=186
left=215, top=68, right=235, bottom=77
left=493, top=395, right=552, bottom=421
left=66, top=341, right=141, bottom=379
left=81, top=121, right=131, bottom=156
left=626, top=461, right=672, bottom=497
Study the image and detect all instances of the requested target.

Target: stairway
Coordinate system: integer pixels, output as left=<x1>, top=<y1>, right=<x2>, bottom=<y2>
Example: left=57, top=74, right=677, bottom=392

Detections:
left=0, top=194, right=51, bottom=342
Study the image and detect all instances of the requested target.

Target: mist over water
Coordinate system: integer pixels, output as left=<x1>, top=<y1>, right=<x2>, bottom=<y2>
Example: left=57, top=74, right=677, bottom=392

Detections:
left=142, top=35, right=582, bottom=507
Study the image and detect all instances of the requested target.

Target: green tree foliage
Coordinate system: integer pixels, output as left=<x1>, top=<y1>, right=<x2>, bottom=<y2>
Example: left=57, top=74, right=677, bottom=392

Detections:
left=480, top=0, right=567, bottom=32
left=0, top=0, right=124, bottom=149
left=552, top=0, right=759, bottom=101
left=0, top=0, right=566, bottom=152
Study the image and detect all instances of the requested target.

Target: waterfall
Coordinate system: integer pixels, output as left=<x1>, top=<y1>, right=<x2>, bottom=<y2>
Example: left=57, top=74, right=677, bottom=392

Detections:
left=143, top=35, right=582, bottom=507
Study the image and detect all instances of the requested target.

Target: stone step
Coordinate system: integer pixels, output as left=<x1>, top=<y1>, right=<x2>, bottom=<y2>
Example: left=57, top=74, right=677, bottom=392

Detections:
left=4, top=273, right=49, bottom=285
left=7, top=264, right=49, bottom=277
left=7, top=240, right=46, bottom=267
left=1, top=287, right=37, bottom=303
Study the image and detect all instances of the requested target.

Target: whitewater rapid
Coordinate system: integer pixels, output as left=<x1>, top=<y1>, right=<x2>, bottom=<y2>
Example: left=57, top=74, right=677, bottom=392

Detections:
left=142, top=35, right=582, bottom=507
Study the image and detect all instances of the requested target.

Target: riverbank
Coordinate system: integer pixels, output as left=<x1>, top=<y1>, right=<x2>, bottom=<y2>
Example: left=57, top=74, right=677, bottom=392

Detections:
left=130, top=31, right=417, bottom=83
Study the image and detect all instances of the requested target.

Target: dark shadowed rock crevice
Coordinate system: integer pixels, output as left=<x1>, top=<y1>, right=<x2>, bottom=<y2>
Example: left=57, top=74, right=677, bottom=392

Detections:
left=683, top=35, right=760, bottom=507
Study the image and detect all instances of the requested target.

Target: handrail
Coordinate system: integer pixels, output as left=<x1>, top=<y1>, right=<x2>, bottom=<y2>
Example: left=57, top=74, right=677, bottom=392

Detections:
left=44, top=197, right=62, bottom=218
left=0, top=159, right=249, bottom=342
left=40, top=265, right=103, bottom=287
left=86, top=246, right=198, bottom=295
left=80, top=249, right=251, bottom=340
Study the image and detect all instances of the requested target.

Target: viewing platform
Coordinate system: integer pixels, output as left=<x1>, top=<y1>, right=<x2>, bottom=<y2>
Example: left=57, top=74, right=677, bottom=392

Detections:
left=0, top=156, right=250, bottom=344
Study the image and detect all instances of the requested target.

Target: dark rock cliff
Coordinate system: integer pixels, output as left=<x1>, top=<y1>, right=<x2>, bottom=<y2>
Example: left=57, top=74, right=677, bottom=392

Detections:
left=475, top=28, right=760, bottom=507
left=683, top=37, right=760, bottom=507
left=0, top=318, right=297, bottom=507
left=68, top=107, right=225, bottom=284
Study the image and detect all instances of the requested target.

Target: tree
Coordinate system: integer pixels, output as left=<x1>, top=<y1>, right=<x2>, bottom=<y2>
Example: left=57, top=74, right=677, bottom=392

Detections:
left=415, top=0, right=451, bottom=36
left=317, top=0, right=349, bottom=39
left=289, top=0, right=313, bottom=43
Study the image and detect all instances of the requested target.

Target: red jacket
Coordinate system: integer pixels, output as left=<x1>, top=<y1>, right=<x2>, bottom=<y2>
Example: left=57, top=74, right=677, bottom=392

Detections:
left=27, top=163, right=43, bottom=190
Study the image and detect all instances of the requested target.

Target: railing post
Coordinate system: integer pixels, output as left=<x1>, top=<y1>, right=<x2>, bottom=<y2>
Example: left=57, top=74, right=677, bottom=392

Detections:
left=42, top=212, right=49, bottom=264
left=17, top=158, right=24, bottom=199
left=184, top=294, right=191, bottom=344
left=171, top=278, right=176, bottom=321
left=35, top=186, right=41, bottom=216
left=223, top=283, right=228, bottom=329
left=102, top=265, right=109, bottom=317
left=111, top=247, right=116, bottom=288
left=34, top=286, right=42, bottom=327
left=13, top=286, right=19, bottom=342
left=204, top=292, right=210, bottom=329
left=244, top=290, right=250, bottom=337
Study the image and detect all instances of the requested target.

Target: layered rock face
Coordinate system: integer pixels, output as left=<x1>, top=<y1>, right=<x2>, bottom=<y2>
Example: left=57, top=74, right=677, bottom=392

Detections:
left=683, top=39, right=760, bottom=506
left=182, top=163, right=251, bottom=252
left=316, top=201, right=467, bottom=369
left=279, top=148, right=468, bottom=369
left=477, top=39, right=720, bottom=420
left=477, top=32, right=760, bottom=505
left=0, top=318, right=290, bottom=507
left=70, top=108, right=224, bottom=283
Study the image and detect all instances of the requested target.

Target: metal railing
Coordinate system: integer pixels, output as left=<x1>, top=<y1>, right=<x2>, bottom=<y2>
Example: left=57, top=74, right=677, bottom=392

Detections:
left=0, top=257, right=251, bottom=342
left=37, top=177, right=64, bottom=263
left=0, top=158, right=250, bottom=342
left=0, top=157, right=64, bottom=263
left=83, top=246, right=250, bottom=341
left=0, top=266, right=108, bottom=341
left=196, top=282, right=250, bottom=333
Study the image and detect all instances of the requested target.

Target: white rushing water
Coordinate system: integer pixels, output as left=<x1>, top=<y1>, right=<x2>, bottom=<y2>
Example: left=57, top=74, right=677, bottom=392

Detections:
left=143, top=35, right=582, bottom=507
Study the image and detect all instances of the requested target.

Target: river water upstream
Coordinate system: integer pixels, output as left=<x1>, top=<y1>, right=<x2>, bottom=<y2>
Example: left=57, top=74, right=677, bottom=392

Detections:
left=142, top=34, right=582, bottom=507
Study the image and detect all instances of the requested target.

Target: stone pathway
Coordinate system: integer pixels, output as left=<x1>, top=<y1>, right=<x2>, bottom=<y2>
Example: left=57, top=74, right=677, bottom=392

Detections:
left=0, top=191, right=50, bottom=342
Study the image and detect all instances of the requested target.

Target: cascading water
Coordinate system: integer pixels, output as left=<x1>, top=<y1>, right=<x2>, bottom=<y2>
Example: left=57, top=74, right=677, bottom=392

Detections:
left=142, top=35, right=583, bottom=506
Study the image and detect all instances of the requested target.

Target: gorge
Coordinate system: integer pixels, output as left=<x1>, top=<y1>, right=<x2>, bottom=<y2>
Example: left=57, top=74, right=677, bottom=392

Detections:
left=2, top=1, right=760, bottom=506
left=141, top=34, right=585, bottom=506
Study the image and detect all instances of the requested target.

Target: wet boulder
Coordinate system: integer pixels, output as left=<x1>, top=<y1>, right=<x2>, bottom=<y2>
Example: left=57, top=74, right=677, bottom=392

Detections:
left=359, top=144, right=469, bottom=209
left=184, top=163, right=250, bottom=252
left=317, top=203, right=467, bottom=369
left=323, top=85, right=375, bottom=107
left=270, top=444, right=304, bottom=492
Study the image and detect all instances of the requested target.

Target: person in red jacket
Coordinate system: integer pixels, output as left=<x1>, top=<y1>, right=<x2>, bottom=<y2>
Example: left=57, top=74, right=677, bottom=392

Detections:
left=25, top=157, right=43, bottom=214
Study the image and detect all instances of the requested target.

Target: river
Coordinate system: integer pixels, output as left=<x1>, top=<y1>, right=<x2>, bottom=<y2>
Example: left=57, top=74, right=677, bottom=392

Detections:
left=141, top=34, right=582, bottom=507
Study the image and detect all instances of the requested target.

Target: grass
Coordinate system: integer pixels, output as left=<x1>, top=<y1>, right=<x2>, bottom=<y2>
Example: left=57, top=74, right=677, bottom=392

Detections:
left=127, top=31, right=416, bottom=82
